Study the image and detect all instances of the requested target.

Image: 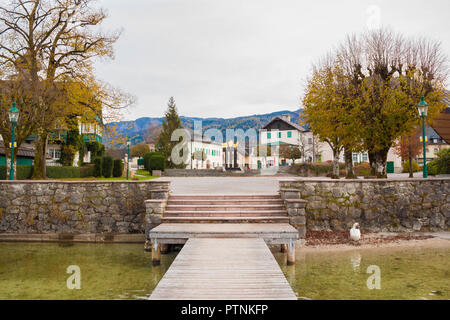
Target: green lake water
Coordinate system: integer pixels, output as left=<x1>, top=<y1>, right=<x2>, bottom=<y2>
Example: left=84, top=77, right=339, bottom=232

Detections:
left=0, top=242, right=448, bottom=300
left=274, top=246, right=449, bottom=300
left=0, top=242, right=176, bottom=300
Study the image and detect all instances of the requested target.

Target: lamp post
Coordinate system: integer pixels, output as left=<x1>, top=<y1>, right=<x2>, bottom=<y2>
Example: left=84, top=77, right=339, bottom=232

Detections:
left=126, top=138, right=131, bottom=180
left=8, top=102, right=20, bottom=180
left=417, top=96, right=429, bottom=178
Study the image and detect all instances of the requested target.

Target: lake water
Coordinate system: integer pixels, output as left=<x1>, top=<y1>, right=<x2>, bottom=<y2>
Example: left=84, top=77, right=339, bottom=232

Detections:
left=274, top=246, right=449, bottom=300
left=0, top=242, right=448, bottom=300
left=0, top=242, right=176, bottom=300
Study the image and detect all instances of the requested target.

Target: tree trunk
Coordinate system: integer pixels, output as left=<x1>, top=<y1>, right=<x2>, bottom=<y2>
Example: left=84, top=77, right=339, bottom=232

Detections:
left=408, top=143, right=413, bottom=178
left=32, top=130, right=48, bottom=179
left=368, top=148, right=389, bottom=178
left=344, top=148, right=355, bottom=179
left=332, top=148, right=340, bottom=179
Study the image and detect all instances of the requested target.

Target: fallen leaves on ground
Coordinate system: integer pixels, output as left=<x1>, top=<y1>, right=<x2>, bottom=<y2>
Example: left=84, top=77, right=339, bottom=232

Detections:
left=305, top=230, right=433, bottom=246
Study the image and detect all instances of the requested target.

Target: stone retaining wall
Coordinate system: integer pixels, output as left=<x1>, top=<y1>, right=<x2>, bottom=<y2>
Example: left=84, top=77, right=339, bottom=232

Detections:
left=0, top=180, right=170, bottom=234
left=279, top=178, right=450, bottom=232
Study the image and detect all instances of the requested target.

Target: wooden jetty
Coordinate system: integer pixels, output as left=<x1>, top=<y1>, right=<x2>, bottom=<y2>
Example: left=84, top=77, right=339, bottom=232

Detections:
left=149, top=223, right=299, bottom=265
left=149, top=237, right=297, bottom=300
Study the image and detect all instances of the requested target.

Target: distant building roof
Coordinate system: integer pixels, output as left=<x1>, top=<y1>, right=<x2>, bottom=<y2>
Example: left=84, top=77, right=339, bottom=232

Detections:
left=431, top=91, right=450, bottom=143
left=262, top=115, right=305, bottom=132
left=0, top=145, right=35, bottom=158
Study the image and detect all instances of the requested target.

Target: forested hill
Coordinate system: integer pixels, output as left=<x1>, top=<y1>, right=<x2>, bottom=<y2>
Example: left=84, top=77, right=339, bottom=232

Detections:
left=104, top=109, right=303, bottom=147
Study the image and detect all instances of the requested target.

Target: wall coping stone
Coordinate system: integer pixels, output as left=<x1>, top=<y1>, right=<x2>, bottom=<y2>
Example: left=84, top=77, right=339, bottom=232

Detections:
left=0, top=180, right=169, bottom=184
left=284, top=199, right=307, bottom=203
left=279, top=177, right=450, bottom=183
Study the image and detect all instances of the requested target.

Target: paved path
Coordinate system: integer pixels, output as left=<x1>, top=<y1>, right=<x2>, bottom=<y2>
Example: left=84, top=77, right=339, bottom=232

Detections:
left=158, top=177, right=281, bottom=194
left=149, top=238, right=297, bottom=300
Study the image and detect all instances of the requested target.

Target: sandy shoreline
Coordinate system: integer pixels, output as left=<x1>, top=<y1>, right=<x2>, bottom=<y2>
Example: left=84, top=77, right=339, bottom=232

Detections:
left=296, top=236, right=450, bottom=253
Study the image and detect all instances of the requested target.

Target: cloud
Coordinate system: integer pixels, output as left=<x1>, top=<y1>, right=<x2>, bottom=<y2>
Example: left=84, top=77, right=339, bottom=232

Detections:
left=95, top=0, right=450, bottom=120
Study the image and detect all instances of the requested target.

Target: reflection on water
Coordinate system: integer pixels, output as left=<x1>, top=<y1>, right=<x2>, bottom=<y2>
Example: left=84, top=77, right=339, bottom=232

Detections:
left=274, top=245, right=450, bottom=300
left=0, top=242, right=176, bottom=300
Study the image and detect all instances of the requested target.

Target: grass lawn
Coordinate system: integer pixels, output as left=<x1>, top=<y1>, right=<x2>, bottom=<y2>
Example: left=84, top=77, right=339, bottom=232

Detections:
left=135, top=169, right=151, bottom=176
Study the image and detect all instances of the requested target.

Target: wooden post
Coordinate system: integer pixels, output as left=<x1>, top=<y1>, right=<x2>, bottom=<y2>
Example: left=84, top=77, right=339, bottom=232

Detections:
left=287, top=240, right=295, bottom=265
left=281, top=244, right=287, bottom=253
left=161, top=244, right=169, bottom=254
left=152, top=240, right=161, bottom=266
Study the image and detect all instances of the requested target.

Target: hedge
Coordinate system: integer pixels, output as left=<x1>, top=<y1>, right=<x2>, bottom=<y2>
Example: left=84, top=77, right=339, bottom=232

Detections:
left=93, top=157, right=102, bottom=177
left=0, top=165, right=94, bottom=180
left=143, top=152, right=158, bottom=171
left=102, top=156, right=113, bottom=178
left=113, top=159, right=124, bottom=177
left=148, top=154, right=165, bottom=171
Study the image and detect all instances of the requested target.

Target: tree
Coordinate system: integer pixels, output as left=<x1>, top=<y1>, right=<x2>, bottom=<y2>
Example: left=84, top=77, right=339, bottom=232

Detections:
left=0, top=0, right=122, bottom=178
left=157, top=97, right=185, bottom=168
left=395, top=129, right=422, bottom=178
left=279, top=145, right=302, bottom=164
left=303, top=61, right=354, bottom=178
left=339, top=29, right=447, bottom=177
left=130, top=143, right=150, bottom=158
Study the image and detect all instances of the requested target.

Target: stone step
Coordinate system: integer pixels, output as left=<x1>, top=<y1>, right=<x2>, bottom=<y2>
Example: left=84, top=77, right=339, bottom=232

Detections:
left=167, top=199, right=283, bottom=205
left=164, top=210, right=287, bottom=217
left=169, top=194, right=280, bottom=200
left=165, top=205, right=285, bottom=211
left=161, top=216, right=290, bottom=223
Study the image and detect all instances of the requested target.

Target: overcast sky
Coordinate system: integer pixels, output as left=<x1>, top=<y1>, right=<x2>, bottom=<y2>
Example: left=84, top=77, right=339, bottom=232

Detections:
left=95, top=0, right=450, bottom=121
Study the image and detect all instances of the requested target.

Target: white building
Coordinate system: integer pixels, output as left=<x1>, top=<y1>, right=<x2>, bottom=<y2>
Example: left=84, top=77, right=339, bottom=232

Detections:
left=186, top=139, right=224, bottom=169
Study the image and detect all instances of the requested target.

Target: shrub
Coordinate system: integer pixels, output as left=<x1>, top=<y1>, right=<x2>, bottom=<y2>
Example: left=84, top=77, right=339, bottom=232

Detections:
left=354, top=162, right=371, bottom=177
left=0, top=165, right=6, bottom=180
left=113, top=159, right=124, bottom=177
left=102, top=156, right=113, bottom=178
left=93, top=157, right=103, bottom=177
left=402, top=160, right=420, bottom=173
left=149, top=154, right=166, bottom=171
left=143, top=152, right=157, bottom=171
left=433, top=148, right=450, bottom=174
left=428, top=160, right=438, bottom=176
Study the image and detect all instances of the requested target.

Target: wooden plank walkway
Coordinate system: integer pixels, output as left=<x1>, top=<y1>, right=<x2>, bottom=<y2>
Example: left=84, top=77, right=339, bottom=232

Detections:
left=149, top=223, right=299, bottom=244
left=149, top=238, right=297, bottom=300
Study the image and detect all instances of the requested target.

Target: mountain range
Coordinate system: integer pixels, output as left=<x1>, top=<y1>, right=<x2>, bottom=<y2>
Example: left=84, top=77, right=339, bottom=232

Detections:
left=105, top=109, right=303, bottom=148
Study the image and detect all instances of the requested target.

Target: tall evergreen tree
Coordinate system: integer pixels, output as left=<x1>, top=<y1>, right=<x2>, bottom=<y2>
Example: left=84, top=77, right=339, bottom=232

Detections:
left=157, top=97, right=186, bottom=168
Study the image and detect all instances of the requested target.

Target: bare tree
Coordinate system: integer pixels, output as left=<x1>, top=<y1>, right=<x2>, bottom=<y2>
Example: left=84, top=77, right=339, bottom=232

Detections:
left=0, top=0, right=121, bottom=178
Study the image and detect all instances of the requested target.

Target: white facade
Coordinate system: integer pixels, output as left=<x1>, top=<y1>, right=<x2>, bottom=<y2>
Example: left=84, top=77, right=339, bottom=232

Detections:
left=186, top=140, right=223, bottom=169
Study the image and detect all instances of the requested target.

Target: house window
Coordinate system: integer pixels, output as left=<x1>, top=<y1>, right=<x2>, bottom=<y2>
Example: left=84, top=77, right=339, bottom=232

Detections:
left=352, top=153, right=358, bottom=163
left=267, top=132, right=271, bottom=139
left=287, top=131, right=292, bottom=138
left=362, top=153, right=368, bottom=162
left=434, top=148, right=439, bottom=153
left=278, top=132, right=281, bottom=138
left=49, top=148, right=61, bottom=159
left=308, top=138, right=313, bottom=145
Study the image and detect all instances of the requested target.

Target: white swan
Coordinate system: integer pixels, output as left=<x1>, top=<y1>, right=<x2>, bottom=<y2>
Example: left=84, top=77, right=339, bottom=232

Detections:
left=350, top=223, right=361, bottom=243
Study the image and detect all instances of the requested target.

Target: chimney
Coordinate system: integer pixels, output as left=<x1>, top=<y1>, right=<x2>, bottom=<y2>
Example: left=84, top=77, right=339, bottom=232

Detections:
left=282, top=114, right=291, bottom=123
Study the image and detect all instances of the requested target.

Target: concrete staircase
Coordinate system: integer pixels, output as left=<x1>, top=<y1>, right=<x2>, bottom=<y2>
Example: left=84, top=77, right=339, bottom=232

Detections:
left=162, top=194, right=289, bottom=223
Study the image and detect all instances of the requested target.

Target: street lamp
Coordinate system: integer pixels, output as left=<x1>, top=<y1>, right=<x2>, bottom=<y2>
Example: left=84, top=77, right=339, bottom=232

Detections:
left=417, top=96, right=428, bottom=178
left=8, top=102, right=20, bottom=180
left=126, top=138, right=131, bottom=180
